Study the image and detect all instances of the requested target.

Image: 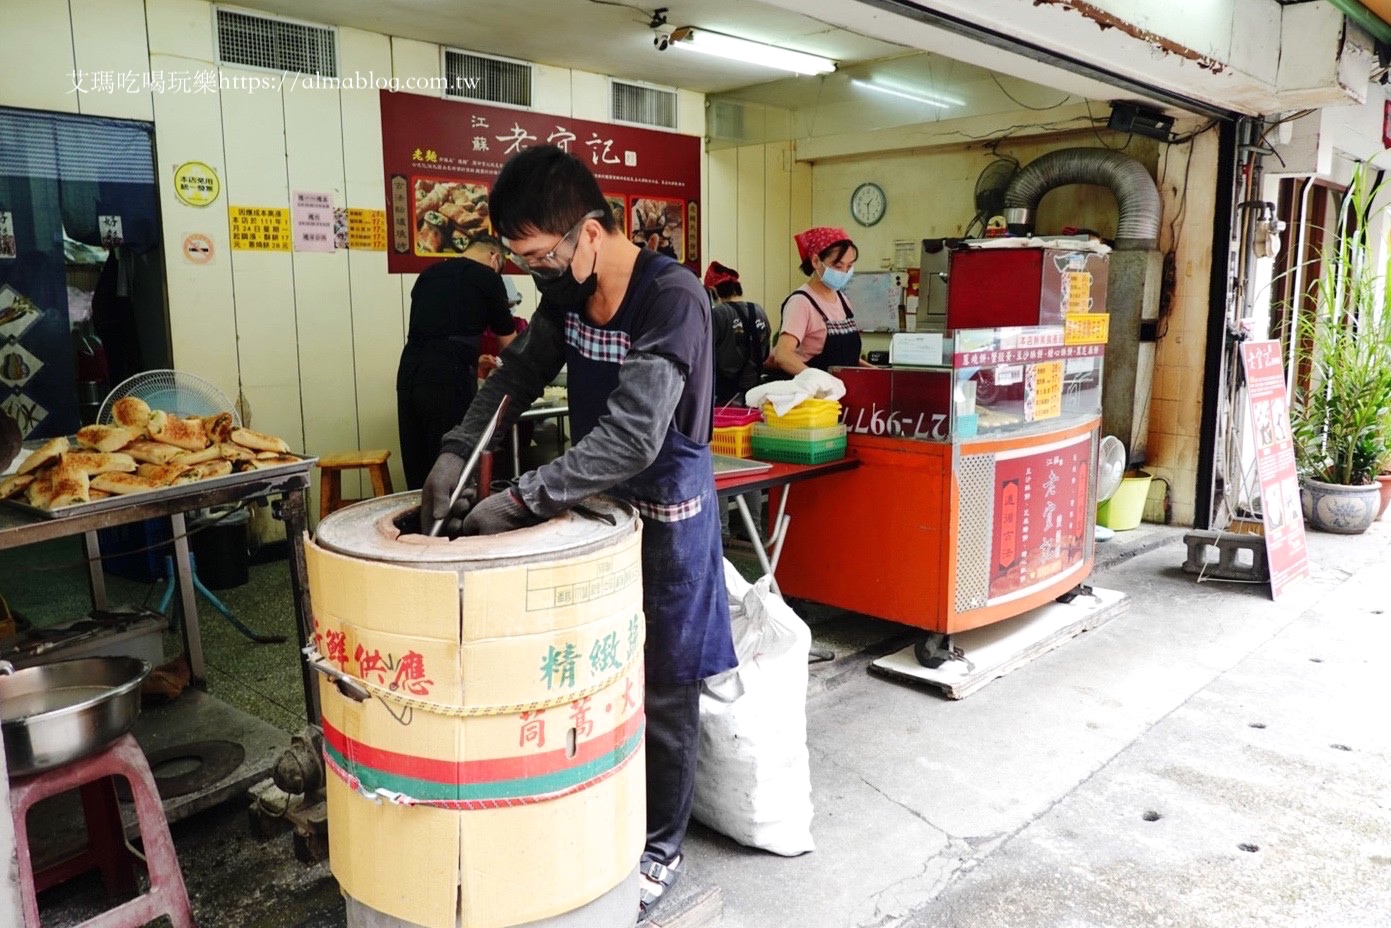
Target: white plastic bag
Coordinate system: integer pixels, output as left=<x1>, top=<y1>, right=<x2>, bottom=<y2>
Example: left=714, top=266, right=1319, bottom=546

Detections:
left=692, top=560, right=815, bottom=856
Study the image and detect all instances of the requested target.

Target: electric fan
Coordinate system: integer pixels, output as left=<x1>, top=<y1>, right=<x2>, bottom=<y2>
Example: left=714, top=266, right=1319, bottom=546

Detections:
left=97, top=370, right=241, bottom=426
left=967, top=158, right=1019, bottom=237
left=1094, top=435, right=1127, bottom=542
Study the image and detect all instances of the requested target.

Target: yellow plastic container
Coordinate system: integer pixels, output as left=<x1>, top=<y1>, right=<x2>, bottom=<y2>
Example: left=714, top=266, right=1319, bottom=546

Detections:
left=1097, top=470, right=1153, bottom=530
left=761, top=399, right=841, bottom=430
left=711, top=424, right=754, bottom=458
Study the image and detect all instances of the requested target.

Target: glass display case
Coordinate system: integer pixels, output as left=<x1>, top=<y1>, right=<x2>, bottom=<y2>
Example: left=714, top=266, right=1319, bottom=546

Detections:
left=837, top=325, right=1105, bottom=444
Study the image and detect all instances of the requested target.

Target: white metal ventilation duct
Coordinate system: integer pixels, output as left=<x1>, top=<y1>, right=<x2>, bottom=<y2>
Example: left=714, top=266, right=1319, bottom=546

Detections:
left=1002, top=148, right=1161, bottom=249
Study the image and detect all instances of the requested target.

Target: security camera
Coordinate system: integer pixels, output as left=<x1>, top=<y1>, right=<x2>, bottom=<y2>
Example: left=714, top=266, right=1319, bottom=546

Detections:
left=654, top=31, right=671, bottom=51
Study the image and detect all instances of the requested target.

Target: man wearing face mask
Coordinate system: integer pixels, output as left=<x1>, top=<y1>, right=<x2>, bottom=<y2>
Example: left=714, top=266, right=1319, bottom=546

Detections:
left=770, top=226, right=874, bottom=374
left=420, top=146, right=736, bottom=921
left=395, top=236, right=516, bottom=489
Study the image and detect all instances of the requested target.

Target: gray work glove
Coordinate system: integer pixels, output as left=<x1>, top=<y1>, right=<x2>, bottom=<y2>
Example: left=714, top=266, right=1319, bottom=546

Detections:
left=461, top=488, right=543, bottom=536
left=420, top=452, right=477, bottom=536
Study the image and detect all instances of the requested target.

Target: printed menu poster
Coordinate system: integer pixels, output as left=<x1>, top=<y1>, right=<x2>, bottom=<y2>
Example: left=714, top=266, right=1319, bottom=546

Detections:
left=988, top=431, right=1093, bottom=601
left=1240, top=341, right=1309, bottom=600
left=379, top=93, right=701, bottom=274
left=346, top=208, right=388, bottom=251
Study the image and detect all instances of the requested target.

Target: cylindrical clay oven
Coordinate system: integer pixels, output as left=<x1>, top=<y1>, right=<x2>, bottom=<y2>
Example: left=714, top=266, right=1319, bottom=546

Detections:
left=307, top=493, right=645, bottom=928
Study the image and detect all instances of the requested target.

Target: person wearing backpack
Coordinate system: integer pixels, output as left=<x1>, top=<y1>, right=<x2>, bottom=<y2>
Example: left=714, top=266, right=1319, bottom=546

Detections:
left=704, top=262, right=771, bottom=406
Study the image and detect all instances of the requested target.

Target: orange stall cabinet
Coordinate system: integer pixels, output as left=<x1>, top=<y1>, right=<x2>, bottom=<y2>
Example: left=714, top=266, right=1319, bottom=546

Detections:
left=775, top=322, right=1105, bottom=642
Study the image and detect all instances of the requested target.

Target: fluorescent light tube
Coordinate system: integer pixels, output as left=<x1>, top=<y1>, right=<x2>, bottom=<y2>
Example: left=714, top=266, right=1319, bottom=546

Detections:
left=673, top=29, right=836, bottom=76
left=851, top=78, right=962, bottom=109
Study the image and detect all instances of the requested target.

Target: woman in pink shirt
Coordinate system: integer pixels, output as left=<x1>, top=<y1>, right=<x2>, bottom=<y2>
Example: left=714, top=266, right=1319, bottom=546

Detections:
left=770, top=226, right=873, bottom=374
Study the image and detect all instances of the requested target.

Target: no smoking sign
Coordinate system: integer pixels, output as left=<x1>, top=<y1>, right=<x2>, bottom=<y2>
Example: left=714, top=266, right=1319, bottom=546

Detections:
left=183, top=233, right=215, bottom=265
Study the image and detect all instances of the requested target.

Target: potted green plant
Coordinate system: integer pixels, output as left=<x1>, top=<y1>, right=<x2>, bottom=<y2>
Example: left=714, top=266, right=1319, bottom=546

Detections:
left=1289, top=165, right=1391, bottom=533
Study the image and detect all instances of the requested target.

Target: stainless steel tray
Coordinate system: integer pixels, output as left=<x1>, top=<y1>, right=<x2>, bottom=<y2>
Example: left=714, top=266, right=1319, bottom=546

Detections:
left=1, top=454, right=317, bottom=521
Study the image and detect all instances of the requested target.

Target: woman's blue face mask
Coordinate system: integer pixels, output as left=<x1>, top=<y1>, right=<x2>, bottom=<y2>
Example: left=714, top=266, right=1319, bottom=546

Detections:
left=820, top=266, right=854, bottom=291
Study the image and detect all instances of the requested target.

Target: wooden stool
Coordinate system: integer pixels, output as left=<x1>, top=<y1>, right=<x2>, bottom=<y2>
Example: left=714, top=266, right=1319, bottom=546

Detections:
left=318, top=449, right=394, bottom=519
left=10, top=732, right=195, bottom=928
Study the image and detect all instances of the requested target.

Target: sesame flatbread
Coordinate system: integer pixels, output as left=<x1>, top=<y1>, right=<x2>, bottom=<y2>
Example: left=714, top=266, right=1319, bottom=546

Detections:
left=124, top=441, right=185, bottom=465
left=112, top=396, right=152, bottom=430
left=17, top=436, right=68, bottom=475
left=0, top=472, right=34, bottom=500
left=148, top=411, right=209, bottom=452
left=59, top=451, right=137, bottom=476
left=76, top=424, right=139, bottom=453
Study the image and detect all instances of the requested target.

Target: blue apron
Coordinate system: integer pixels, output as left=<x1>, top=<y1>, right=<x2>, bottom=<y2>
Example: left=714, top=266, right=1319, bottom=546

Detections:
left=564, top=253, right=736, bottom=685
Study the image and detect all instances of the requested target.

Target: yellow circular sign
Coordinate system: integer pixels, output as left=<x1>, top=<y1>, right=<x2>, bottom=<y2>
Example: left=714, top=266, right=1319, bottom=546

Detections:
left=173, top=161, right=220, bottom=208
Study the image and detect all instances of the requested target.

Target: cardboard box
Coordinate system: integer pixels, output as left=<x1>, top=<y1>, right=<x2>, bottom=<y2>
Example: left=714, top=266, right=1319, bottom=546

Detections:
left=307, top=528, right=646, bottom=928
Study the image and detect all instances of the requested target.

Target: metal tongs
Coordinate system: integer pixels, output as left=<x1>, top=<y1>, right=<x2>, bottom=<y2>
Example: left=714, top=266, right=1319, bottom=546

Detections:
left=427, top=395, right=511, bottom=537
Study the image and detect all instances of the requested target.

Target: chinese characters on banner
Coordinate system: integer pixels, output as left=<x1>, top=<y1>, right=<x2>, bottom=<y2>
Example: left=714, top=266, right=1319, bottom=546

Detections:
left=378, top=92, right=702, bottom=275
left=228, top=206, right=291, bottom=251
left=1240, top=341, right=1310, bottom=599
left=292, top=191, right=335, bottom=253
left=989, top=432, right=1093, bottom=601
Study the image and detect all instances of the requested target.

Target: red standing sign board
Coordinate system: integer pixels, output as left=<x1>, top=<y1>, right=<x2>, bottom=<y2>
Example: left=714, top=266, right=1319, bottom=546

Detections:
left=1240, top=341, right=1310, bottom=599
left=379, top=92, right=701, bottom=275
left=988, top=432, right=1093, bottom=601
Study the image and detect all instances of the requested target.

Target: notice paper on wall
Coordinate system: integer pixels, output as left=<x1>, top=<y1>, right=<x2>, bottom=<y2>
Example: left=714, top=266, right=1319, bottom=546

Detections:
left=229, top=206, right=291, bottom=252
left=292, top=192, right=335, bottom=253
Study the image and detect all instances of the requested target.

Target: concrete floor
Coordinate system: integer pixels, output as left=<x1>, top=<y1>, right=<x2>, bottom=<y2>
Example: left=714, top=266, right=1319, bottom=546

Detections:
left=27, top=517, right=1391, bottom=928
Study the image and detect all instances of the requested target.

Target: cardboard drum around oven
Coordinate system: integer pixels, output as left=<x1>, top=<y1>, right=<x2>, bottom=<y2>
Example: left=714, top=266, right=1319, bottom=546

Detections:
left=309, top=493, right=646, bottom=928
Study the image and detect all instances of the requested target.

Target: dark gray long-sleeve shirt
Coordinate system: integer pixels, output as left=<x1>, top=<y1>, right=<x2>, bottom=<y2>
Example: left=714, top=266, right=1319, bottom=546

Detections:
left=439, top=301, right=685, bottom=519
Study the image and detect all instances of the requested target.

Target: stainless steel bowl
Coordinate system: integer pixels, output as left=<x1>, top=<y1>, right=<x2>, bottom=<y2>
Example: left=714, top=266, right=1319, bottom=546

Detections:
left=0, top=656, right=150, bottom=776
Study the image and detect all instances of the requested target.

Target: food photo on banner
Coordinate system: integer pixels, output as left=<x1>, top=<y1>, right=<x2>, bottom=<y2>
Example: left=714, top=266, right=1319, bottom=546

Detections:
left=379, top=93, right=701, bottom=275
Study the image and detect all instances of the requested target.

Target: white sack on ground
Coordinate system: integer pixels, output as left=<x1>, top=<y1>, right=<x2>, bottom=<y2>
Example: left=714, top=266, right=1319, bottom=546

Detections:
left=692, top=559, right=815, bottom=856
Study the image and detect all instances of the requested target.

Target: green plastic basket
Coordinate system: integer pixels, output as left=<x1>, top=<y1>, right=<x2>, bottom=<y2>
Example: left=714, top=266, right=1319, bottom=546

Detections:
left=751, top=424, right=847, bottom=465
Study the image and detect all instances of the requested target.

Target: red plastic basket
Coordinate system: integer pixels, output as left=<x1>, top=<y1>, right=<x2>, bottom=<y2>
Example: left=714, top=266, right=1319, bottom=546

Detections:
left=713, top=407, right=762, bottom=428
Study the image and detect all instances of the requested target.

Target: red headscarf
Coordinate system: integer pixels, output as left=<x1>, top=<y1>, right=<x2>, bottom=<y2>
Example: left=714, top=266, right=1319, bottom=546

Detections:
left=703, top=261, right=740, bottom=290
left=794, top=226, right=851, bottom=263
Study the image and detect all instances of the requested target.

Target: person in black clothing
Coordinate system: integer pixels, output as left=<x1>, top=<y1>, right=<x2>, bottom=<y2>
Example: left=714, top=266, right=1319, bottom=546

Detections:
left=704, top=261, right=770, bottom=406
left=395, top=237, right=517, bottom=489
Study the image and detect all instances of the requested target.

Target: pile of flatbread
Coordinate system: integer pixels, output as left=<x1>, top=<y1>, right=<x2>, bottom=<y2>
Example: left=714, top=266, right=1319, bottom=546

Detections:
left=0, top=397, right=297, bottom=510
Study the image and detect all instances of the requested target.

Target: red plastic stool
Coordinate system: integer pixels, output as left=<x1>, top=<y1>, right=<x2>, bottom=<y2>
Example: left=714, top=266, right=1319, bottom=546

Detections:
left=10, top=732, right=195, bottom=928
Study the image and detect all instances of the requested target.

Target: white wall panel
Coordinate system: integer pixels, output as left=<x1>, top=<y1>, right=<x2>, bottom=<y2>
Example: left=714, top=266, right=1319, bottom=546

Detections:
left=706, top=148, right=740, bottom=286
left=218, top=67, right=302, bottom=450
left=0, top=3, right=77, bottom=113
left=532, top=62, right=571, bottom=116
left=284, top=77, right=358, bottom=511
left=763, top=144, right=793, bottom=314
left=148, top=52, right=239, bottom=405
left=146, top=0, right=216, bottom=61
left=570, top=70, right=609, bottom=123
left=390, top=38, right=438, bottom=84
left=735, top=146, right=766, bottom=323
left=70, top=0, right=154, bottom=121
left=340, top=27, right=407, bottom=492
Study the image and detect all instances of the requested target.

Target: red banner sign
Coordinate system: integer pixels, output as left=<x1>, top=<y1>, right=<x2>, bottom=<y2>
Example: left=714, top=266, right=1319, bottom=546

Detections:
left=988, top=431, right=1093, bottom=601
left=379, top=92, right=702, bottom=275
left=1240, top=341, right=1309, bottom=600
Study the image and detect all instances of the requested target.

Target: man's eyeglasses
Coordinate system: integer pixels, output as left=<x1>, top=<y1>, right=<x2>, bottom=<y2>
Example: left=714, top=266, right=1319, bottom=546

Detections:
left=504, top=210, right=604, bottom=281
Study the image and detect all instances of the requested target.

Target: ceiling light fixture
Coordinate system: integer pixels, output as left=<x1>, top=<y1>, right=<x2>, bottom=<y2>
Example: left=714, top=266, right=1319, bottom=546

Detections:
left=663, top=26, right=837, bottom=76
left=851, top=78, right=963, bottom=109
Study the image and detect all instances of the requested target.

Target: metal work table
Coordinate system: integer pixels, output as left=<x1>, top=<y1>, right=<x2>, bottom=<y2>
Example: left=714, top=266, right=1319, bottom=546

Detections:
left=713, top=456, right=859, bottom=591
left=0, top=462, right=319, bottom=722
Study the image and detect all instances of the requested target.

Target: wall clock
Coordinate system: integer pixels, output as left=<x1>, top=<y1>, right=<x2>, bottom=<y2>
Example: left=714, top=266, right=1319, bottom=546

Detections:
left=850, top=182, right=886, bottom=227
